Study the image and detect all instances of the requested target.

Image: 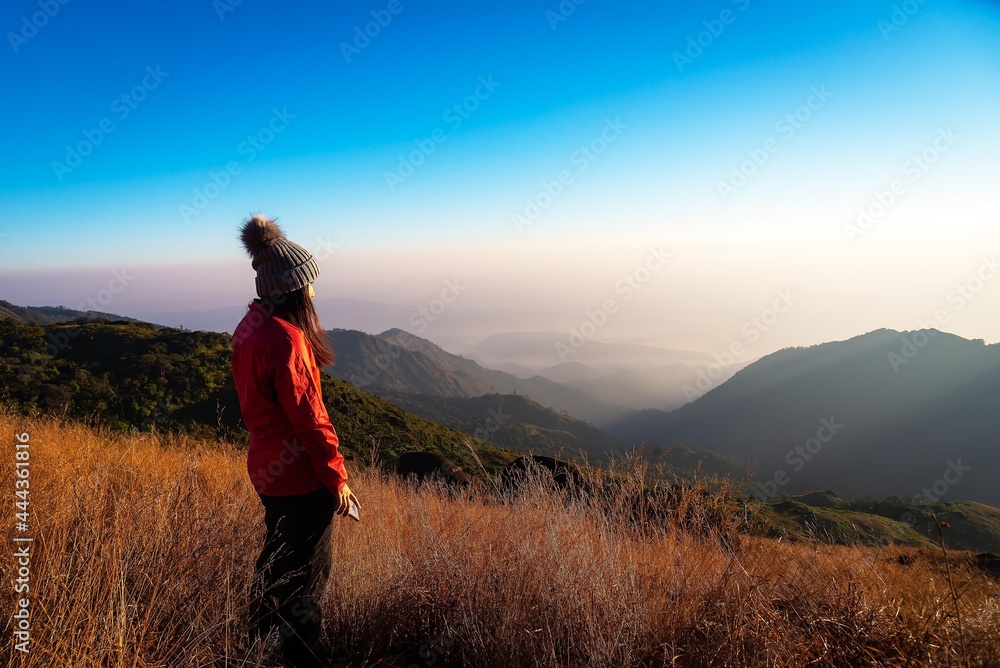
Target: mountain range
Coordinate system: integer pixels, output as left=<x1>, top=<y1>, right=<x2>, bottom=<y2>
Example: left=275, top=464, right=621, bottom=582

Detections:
left=4, top=299, right=998, bottom=507
left=2, top=299, right=1000, bottom=551
left=0, top=298, right=159, bottom=327
left=325, top=328, right=634, bottom=427
left=606, top=328, right=1000, bottom=506
left=459, top=330, right=743, bottom=411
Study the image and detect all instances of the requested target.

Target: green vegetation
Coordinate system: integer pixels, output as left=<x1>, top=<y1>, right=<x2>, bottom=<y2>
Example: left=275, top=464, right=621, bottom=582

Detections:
left=2, top=314, right=999, bottom=553
left=641, top=443, right=750, bottom=480
left=380, top=391, right=620, bottom=461
left=321, top=378, right=513, bottom=473
left=0, top=317, right=230, bottom=436
left=0, top=316, right=513, bottom=473
left=0, top=298, right=155, bottom=326
left=760, top=491, right=1000, bottom=553
left=6, top=409, right=998, bottom=667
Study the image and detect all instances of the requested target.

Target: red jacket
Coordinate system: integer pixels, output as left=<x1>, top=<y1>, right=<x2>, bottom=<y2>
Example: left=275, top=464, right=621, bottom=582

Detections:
left=231, top=302, right=348, bottom=496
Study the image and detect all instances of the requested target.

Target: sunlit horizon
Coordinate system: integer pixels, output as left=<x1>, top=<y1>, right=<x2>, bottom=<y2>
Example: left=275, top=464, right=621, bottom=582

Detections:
left=2, top=0, right=999, bottom=361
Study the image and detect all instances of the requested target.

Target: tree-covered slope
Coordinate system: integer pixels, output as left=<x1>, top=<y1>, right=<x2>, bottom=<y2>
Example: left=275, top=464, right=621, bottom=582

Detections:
left=0, top=298, right=156, bottom=326
left=378, top=391, right=622, bottom=461
left=0, top=317, right=513, bottom=473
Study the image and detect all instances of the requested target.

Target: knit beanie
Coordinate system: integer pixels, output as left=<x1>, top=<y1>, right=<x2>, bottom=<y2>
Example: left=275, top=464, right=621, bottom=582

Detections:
left=239, top=214, right=319, bottom=298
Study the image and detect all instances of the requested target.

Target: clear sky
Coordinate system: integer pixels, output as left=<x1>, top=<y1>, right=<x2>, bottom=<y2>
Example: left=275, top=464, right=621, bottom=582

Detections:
left=2, top=0, right=999, bottom=356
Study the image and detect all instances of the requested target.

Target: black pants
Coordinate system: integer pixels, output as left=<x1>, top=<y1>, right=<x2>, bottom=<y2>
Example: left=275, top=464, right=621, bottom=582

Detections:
left=249, top=487, right=337, bottom=667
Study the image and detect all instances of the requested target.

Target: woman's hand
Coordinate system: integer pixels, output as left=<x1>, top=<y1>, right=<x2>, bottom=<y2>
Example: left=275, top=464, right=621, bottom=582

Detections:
left=336, top=483, right=359, bottom=517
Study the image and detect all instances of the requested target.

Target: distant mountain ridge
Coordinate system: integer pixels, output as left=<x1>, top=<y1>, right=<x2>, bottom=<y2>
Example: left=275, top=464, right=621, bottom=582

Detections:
left=607, top=328, right=1000, bottom=506
left=463, top=331, right=746, bottom=411
left=326, top=328, right=634, bottom=428
left=0, top=299, right=158, bottom=327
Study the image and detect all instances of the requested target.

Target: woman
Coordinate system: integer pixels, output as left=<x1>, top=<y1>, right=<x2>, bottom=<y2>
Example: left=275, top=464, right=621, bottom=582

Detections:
left=231, top=213, right=358, bottom=667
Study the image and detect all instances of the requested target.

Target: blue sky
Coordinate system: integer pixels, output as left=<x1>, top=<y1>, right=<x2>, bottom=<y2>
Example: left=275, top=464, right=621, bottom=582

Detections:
left=2, top=0, right=999, bottom=353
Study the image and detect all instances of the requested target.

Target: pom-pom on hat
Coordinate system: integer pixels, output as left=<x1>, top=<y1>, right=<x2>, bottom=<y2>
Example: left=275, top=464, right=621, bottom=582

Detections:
left=239, top=213, right=319, bottom=298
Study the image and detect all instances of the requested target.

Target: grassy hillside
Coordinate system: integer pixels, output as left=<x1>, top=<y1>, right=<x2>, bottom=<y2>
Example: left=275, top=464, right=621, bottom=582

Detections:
left=5, top=316, right=1000, bottom=553
left=643, top=444, right=750, bottom=480
left=757, top=491, right=1000, bottom=553
left=2, top=410, right=997, bottom=667
left=762, top=498, right=935, bottom=548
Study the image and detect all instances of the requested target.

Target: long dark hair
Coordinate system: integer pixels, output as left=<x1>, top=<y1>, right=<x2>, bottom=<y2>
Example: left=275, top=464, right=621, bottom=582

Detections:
left=257, top=287, right=335, bottom=367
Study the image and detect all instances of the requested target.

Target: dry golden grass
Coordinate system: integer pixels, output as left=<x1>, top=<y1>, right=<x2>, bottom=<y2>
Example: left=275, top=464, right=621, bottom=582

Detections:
left=1, top=408, right=998, bottom=667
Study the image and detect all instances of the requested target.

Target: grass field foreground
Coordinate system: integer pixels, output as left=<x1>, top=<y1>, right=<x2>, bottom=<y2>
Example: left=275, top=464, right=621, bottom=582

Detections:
left=1, top=409, right=998, bottom=667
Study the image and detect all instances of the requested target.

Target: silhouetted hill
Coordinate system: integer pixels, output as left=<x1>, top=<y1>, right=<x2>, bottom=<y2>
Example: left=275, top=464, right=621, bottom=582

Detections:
left=607, top=328, right=1000, bottom=506
left=326, top=328, right=633, bottom=427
